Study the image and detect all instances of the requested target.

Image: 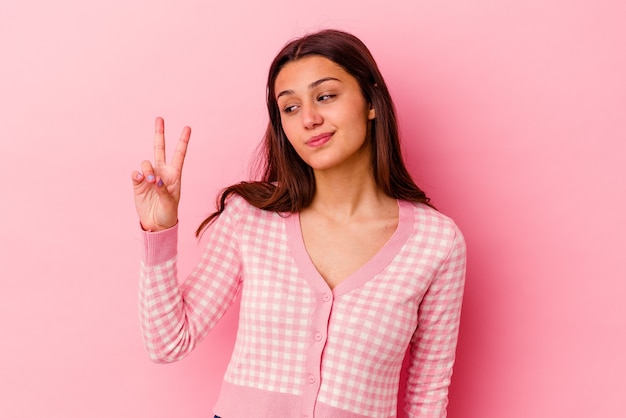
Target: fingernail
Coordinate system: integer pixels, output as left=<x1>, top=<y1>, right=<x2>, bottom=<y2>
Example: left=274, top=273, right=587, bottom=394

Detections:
left=147, top=175, right=155, bottom=181
left=157, top=179, right=163, bottom=187
left=135, top=173, right=143, bottom=180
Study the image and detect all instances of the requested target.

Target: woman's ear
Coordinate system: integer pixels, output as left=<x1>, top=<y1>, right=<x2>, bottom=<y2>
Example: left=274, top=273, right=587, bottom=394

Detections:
left=368, top=104, right=376, bottom=120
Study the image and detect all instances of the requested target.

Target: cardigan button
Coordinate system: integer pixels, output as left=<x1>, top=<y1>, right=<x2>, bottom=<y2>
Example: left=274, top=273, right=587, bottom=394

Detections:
left=322, top=293, right=331, bottom=302
left=314, top=332, right=323, bottom=341
left=308, top=374, right=315, bottom=384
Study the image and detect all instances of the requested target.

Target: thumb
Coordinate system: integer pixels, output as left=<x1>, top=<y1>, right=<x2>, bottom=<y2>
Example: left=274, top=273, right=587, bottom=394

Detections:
left=153, top=176, right=170, bottom=198
left=152, top=176, right=179, bottom=229
left=153, top=175, right=178, bottom=209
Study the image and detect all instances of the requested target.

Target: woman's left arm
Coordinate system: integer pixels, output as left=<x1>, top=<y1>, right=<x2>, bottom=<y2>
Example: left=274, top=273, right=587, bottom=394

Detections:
left=404, top=225, right=467, bottom=417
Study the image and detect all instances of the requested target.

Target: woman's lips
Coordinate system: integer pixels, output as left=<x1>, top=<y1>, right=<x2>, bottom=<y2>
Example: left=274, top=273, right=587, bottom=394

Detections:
left=306, top=132, right=333, bottom=147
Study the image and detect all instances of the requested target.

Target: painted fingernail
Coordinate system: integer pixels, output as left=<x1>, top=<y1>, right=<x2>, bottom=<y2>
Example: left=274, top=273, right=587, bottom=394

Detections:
left=147, top=175, right=155, bottom=181
left=157, top=179, right=163, bottom=187
left=135, top=173, right=143, bottom=180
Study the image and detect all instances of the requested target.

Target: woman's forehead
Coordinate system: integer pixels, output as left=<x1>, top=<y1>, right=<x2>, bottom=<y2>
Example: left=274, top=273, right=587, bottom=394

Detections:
left=275, top=56, right=352, bottom=95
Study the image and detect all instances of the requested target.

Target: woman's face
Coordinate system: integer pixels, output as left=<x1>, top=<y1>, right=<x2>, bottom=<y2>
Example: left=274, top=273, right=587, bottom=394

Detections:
left=274, top=55, right=375, bottom=173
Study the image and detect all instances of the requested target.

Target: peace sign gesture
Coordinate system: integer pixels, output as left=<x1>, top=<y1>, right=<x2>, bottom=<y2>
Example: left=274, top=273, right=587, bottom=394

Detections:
left=131, top=117, right=191, bottom=232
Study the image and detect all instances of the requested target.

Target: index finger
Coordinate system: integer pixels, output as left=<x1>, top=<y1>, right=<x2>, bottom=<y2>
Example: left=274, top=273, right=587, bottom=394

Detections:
left=171, top=125, right=191, bottom=172
left=154, top=117, right=166, bottom=164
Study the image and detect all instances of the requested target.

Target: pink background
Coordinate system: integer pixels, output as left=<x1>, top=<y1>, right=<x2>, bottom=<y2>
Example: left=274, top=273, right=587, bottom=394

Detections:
left=1, top=0, right=625, bottom=417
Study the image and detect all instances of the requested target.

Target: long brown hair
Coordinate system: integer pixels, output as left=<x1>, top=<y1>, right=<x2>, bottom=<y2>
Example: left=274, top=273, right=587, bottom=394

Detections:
left=196, top=29, right=431, bottom=236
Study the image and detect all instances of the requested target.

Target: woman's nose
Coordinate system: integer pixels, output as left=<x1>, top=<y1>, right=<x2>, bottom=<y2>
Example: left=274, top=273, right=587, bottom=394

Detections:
left=301, top=103, right=323, bottom=129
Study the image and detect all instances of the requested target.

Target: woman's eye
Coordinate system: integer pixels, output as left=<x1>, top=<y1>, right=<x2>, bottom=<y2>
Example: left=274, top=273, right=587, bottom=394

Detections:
left=318, top=94, right=335, bottom=102
left=283, top=105, right=298, bottom=114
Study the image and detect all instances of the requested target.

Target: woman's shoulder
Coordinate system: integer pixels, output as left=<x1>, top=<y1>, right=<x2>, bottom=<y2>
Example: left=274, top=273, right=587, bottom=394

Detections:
left=222, top=193, right=289, bottom=223
left=401, top=200, right=464, bottom=244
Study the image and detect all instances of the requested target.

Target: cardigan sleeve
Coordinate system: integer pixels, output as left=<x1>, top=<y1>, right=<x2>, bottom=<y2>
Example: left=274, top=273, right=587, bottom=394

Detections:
left=404, top=224, right=467, bottom=417
left=138, top=199, right=243, bottom=363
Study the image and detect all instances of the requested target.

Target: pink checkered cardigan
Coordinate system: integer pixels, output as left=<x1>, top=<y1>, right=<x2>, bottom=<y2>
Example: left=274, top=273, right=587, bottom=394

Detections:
left=139, top=195, right=466, bottom=418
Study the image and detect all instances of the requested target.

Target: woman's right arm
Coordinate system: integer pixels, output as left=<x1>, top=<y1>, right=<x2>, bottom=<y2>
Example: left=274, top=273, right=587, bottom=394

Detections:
left=132, top=118, right=242, bottom=363
left=138, top=208, right=243, bottom=364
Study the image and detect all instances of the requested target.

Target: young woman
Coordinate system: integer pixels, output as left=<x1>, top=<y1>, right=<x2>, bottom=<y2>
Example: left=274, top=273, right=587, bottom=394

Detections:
left=132, top=29, right=466, bottom=418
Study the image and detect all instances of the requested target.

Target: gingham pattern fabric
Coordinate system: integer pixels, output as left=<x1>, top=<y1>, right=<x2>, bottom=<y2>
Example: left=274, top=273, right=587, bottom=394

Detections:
left=139, top=195, right=466, bottom=418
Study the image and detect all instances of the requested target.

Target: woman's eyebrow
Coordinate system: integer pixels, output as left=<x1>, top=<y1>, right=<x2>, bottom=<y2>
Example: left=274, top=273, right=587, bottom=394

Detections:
left=276, top=77, right=341, bottom=99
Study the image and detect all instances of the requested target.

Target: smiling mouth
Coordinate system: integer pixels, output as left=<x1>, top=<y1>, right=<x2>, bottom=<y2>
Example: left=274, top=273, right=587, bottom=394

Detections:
left=306, top=132, right=333, bottom=147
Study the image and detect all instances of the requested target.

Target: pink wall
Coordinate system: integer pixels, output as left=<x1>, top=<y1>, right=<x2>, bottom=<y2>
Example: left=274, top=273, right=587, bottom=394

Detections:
left=1, top=0, right=624, bottom=417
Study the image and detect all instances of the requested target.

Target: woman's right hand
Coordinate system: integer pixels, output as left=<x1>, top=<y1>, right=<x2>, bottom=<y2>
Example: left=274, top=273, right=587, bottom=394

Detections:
left=131, top=117, right=191, bottom=232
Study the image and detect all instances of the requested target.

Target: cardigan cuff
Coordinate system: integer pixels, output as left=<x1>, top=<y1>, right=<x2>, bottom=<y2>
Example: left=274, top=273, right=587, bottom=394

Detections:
left=142, top=222, right=178, bottom=265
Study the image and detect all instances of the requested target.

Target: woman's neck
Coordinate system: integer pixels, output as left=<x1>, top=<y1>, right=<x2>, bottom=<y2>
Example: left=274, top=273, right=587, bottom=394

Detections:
left=309, top=166, right=394, bottom=222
